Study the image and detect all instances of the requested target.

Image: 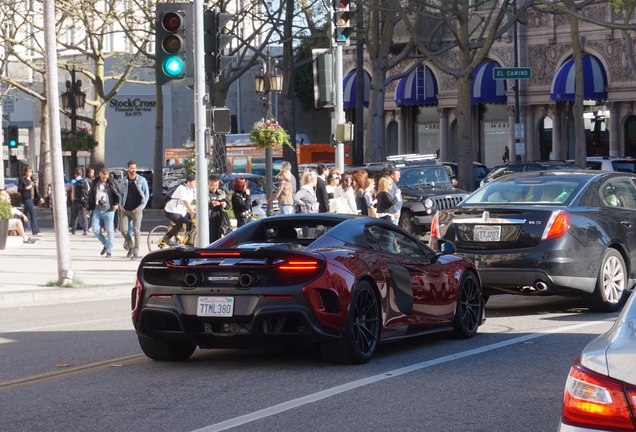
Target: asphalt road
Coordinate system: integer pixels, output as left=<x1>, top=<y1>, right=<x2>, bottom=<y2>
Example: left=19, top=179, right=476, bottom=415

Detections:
left=0, top=295, right=617, bottom=432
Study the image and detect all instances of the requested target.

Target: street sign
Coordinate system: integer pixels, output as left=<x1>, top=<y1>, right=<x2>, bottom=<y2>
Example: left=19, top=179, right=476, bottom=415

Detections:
left=493, top=67, right=532, bottom=80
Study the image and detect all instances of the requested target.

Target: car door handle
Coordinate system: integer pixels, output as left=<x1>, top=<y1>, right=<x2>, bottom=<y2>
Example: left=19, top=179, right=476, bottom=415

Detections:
left=621, top=220, right=632, bottom=228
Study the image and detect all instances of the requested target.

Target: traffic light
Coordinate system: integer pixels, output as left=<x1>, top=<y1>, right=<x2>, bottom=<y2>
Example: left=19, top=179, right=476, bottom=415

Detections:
left=155, top=3, right=192, bottom=85
left=333, top=0, right=353, bottom=46
left=7, top=126, right=18, bottom=148
left=203, top=10, right=234, bottom=84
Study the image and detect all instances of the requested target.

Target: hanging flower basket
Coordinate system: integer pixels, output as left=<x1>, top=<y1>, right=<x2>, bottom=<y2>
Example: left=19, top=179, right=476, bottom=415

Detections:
left=249, top=118, right=292, bottom=149
left=61, top=127, right=98, bottom=152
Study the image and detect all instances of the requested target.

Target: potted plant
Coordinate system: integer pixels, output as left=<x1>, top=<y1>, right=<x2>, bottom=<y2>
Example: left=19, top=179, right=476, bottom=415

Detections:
left=249, top=118, right=292, bottom=149
left=0, top=199, right=12, bottom=250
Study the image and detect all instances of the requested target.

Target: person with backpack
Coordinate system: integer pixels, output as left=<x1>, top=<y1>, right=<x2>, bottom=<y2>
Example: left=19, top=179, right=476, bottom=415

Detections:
left=88, top=167, right=120, bottom=257
left=69, top=167, right=90, bottom=235
left=162, top=174, right=196, bottom=246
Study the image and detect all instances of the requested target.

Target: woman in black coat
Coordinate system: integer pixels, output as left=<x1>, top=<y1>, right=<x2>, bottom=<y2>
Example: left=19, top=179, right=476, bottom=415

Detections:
left=231, top=177, right=257, bottom=227
left=17, top=165, right=44, bottom=236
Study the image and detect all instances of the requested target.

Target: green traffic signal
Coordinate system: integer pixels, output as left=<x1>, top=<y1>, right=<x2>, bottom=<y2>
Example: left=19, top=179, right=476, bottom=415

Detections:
left=7, top=126, right=18, bottom=148
left=163, top=56, right=185, bottom=77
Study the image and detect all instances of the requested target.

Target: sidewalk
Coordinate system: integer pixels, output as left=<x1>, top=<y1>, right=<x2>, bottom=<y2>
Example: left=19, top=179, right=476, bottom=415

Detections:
left=0, top=227, right=141, bottom=309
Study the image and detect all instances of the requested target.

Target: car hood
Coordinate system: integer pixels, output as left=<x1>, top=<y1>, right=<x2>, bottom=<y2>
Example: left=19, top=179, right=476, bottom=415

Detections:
left=580, top=292, right=636, bottom=385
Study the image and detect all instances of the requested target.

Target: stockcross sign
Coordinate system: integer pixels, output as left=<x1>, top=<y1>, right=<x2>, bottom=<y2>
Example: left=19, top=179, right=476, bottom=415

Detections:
left=492, top=67, right=532, bottom=80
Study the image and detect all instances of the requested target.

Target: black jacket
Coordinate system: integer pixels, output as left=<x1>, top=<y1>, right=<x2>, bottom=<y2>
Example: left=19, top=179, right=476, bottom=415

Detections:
left=17, top=176, right=41, bottom=203
left=316, top=177, right=330, bottom=213
left=88, top=178, right=120, bottom=211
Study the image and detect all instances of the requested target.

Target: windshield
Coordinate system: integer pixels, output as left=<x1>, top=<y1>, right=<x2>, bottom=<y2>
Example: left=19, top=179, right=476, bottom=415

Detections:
left=399, top=166, right=452, bottom=187
left=464, top=177, right=585, bottom=205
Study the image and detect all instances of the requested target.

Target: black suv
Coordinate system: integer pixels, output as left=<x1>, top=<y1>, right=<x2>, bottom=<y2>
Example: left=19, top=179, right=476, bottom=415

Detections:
left=366, top=156, right=468, bottom=236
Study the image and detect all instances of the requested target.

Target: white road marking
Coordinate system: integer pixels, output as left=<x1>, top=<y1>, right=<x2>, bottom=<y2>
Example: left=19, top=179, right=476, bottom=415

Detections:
left=0, top=337, right=15, bottom=345
left=193, top=319, right=612, bottom=432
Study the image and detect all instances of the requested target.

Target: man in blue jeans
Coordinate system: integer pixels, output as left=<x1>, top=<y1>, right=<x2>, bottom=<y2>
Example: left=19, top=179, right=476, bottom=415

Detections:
left=88, top=168, right=120, bottom=257
left=119, top=160, right=150, bottom=259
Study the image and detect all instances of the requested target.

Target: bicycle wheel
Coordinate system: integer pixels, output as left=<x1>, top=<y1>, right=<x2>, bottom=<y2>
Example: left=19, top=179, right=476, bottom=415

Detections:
left=147, top=225, right=171, bottom=252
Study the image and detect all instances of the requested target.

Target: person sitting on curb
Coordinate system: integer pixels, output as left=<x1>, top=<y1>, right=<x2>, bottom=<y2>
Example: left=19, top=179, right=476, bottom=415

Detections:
left=0, top=189, right=39, bottom=244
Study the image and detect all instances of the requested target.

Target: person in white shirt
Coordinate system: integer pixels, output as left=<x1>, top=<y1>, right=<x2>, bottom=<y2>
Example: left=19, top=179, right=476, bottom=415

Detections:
left=163, top=174, right=196, bottom=245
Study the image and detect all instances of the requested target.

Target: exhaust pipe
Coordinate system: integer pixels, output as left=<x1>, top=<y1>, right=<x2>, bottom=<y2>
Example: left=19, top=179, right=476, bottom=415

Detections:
left=238, top=272, right=258, bottom=288
left=184, top=273, right=200, bottom=287
left=520, top=281, right=548, bottom=293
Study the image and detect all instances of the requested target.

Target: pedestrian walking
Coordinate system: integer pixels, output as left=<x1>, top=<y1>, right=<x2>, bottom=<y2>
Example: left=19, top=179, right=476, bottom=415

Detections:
left=119, top=160, right=150, bottom=259
left=388, top=165, right=402, bottom=225
left=17, top=165, right=44, bottom=236
left=294, top=170, right=319, bottom=213
left=315, top=163, right=330, bottom=213
left=69, top=167, right=90, bottom=235
left=208, top=174, right=230, bottom=242
left=272, top=169, right=294, bottom=214
left=231, top=177, right=256, bottom=227
left=88, top=168, right=119, bottom=257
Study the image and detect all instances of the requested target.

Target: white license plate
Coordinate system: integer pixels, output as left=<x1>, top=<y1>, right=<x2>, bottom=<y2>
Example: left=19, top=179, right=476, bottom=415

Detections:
left=197, top=296, right=234, bottom=317
left=473, top=225, right=501, bottom=242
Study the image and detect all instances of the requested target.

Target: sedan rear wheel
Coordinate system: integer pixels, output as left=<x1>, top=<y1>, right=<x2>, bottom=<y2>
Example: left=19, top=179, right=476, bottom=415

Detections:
left=587, top=248, right=628, bottom=313
left=320, top=281, right=380, bottom=364
left=138, top=335, right=196, bottom=361
left=452, top=271, right=483, bottom=338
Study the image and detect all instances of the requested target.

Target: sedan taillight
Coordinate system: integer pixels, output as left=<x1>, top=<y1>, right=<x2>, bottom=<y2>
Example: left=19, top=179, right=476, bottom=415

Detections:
left=562, top=363, right=636, bottom=431
left=543, top=210, right=570, bottom=240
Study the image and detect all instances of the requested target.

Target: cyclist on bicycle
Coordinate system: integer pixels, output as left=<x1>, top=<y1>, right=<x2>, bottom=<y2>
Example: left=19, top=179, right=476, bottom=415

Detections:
left=162, top=174, right=196, bottom=245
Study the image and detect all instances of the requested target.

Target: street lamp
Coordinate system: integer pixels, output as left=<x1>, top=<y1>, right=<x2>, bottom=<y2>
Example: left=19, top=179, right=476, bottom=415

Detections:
left=60, top=68, right=86, bottom=174
left=253, top=51, right=283, bottom=216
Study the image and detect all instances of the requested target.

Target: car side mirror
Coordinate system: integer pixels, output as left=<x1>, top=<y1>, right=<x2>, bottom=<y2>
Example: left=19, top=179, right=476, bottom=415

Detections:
left=439, top=239, right=456, bottom=255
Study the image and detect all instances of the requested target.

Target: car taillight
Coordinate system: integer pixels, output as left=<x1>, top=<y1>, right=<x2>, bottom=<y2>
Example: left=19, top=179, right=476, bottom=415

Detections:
left=430, top=213, right=440, bottom=239
left=562, top=363, right=636, bottom=431
left=279, top=260, right=320, bottom=271
left=543, top=210, right=570, bottom=240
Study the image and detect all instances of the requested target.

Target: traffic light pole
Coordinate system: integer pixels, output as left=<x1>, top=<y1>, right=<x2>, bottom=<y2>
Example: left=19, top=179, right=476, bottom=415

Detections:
left=193, top=0, right=209, bottom=246
left=334, top=44, right=345, bottom=173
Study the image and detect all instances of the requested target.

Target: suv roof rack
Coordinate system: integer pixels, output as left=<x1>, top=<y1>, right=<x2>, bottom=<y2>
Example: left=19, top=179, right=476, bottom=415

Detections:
left=386, top=153, right=437, bottom=162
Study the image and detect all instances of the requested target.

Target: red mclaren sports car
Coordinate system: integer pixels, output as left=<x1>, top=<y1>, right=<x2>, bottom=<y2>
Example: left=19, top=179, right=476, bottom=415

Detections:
left=131, top=214, right=484, bottom=364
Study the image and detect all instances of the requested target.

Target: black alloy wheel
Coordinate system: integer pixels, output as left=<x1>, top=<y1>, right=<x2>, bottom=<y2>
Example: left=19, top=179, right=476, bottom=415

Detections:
left=452, top=271, right=483, bottom=338
left=321, top=281, right=380, bottom=364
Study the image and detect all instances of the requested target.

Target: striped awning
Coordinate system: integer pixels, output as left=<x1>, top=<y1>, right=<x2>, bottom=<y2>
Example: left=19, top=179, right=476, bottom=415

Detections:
left=550, top=54, right=607, bottom=101
left=395, top=65, right=438, bottom=107
left=343, top=69, right=370, bottom=109
left=471, top=61, right=507, bottom=105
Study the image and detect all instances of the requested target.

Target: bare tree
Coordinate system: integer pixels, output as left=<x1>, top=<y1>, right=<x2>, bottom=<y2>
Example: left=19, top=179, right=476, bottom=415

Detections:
left=398, top=0, right=526, bottom=190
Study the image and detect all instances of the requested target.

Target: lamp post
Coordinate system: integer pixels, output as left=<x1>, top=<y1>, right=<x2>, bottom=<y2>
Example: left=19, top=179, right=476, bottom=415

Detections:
left=60, top=68, right=86, bottom=174
left=254, top=50, right=283, bottom=216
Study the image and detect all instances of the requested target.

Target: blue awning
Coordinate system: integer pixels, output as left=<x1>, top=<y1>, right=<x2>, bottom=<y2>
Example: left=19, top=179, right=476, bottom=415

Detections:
left=395, top=65, right=438, bottom=107
left=471, top=61, right=507, bottom=105
left=550, top=54, right=607, bottom=101
left=343, top=69, right=370, bottom=109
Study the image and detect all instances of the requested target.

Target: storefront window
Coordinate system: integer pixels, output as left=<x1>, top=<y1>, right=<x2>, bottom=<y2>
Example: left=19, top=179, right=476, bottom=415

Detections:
left=416, top=106, right=440, bottom=156
left=480, top=104, right=508, bottom=168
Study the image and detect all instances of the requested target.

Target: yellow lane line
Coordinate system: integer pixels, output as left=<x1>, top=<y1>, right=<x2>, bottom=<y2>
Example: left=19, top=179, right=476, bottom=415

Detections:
left=0, top=353, right=147, bottom=392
